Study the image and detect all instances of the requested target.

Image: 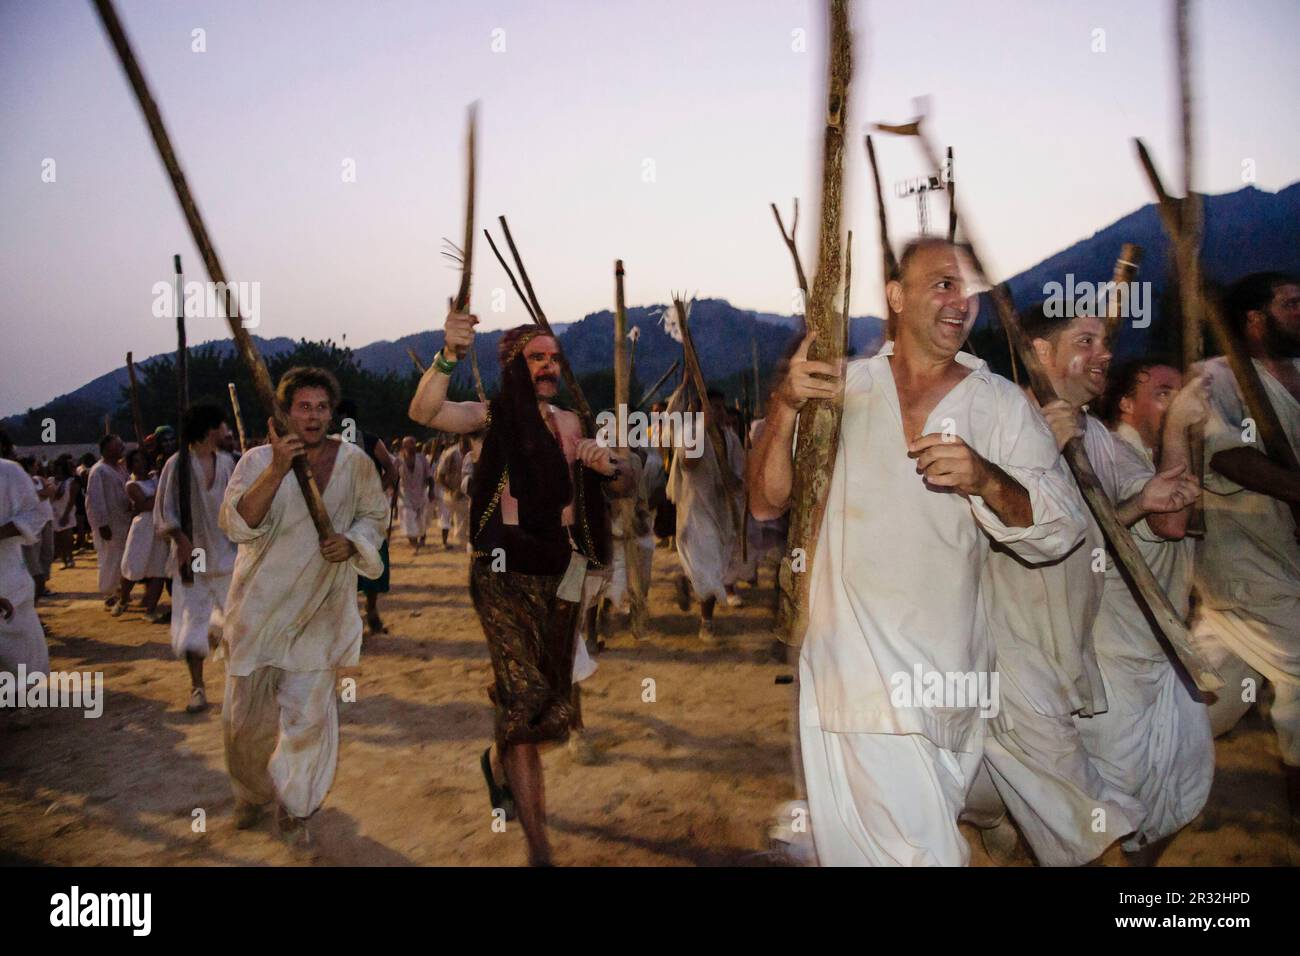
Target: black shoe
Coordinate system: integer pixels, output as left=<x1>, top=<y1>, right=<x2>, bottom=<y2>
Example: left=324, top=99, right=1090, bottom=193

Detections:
left=480, top=747, right=517, bottom=821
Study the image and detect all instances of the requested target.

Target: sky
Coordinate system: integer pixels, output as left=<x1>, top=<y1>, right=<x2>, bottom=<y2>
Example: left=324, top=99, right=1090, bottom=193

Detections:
left=2, top=0, right=1298, bottom=415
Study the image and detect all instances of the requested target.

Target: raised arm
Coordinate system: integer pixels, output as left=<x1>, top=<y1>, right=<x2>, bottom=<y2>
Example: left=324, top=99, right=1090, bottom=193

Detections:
left=408, top=309, right=489, bottom=434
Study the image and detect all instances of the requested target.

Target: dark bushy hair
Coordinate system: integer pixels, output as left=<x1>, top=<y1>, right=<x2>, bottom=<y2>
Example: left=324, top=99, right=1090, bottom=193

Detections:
left=1021, top=301, right=1077, bottom=346
left=1098, top=355, right=1178, bottom=426
left=182, top=404, right=227, bottom=445
left=98, top=433, right=121, bottom=454
left=1223, top=272, right=1298, bottom=337
left=276, top=366, right=341, bottom=411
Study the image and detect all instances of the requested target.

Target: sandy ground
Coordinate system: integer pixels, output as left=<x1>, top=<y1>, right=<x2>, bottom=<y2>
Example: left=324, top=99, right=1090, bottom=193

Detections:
left=1, top=535, right=1295, bottom=867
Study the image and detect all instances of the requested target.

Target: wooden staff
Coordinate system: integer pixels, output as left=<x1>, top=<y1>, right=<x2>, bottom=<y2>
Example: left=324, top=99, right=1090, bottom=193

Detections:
left=226, top=382, right=247, bottom=453
left=864, top=134, right=898, bottom=343
left=1136, top=139, right=1300, bottom=531
left=674, top=297, right=742, bottom=536
left=406, top=347, right=427, bottom=374
left=448, top=105, right=487, bottom=403
left=946, top=145, right=957, bottom=243
left=1102, top=243, right=1145, bottom=344
left=174, top=254, right=194, bottom=584
left=635, top=359, right=680, bottom=411
left=125, top=352, right=146, bottom=447
left=92, top=0, right=334, bottom=540
left=905, top=122, right=1221, bottom=691
left=489, top=216, right=595, bottom=433
left=614, top=261, right=647, bottom=639
left=751, top=338, right=762, bottom=418
left=777, top=0, right=852, bottom=645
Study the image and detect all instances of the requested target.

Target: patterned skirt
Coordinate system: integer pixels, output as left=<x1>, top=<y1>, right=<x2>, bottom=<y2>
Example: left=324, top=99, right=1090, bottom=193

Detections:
left=469, top=558, right=579, bottom=748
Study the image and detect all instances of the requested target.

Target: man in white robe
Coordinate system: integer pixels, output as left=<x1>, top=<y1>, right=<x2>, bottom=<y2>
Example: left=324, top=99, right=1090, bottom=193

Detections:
left=1, top=452, right=49, bottom=718
left=85, top=434, right=132, bottom=608
left=155, top=405, right=238, bottom=714
left=396, top=437, right=431, bottom=553
left=220, top=367, right=387, bottom=843
left=667, top=386, right=746, bottom=642
left=1027, top=310, right=1212, bottom=863
left=436, top=439, right=472, bottom=550
left=1186, top=272, right=1300, bottom=820
left=749, top=239, right=1087, bottom=866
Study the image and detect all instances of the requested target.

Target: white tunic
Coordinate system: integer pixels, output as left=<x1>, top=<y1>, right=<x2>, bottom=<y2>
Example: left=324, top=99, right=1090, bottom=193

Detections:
left=0, top=459, right=48, bottom=677
left=85, top=459, right=131, bottom=596
left=667, top=414, right=746, bottom=604
left=397, top=451, right=431, bottom=538
left=802, top=344, right=1087, bottom=751
left=219, top=440, right=388, bottom=676
left=154, top=451, right=238, bottom=579
left=121, top=477, right=169, bottom=581
left=1073, top=415, right=1212, bottom=849
left=1193, top=356, right=1300, bottom=687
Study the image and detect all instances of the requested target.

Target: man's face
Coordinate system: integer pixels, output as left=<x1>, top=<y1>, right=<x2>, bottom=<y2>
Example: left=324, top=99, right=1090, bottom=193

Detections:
left=889, top=244, right=981, bottom=358
left=523, top=336, right=561, bottom=400
left=158, top=432, right=177, bottom=457
left=1121, top=364, right=1181, bottom=438
left=1041, top=315, right=1111, bottom=405
left=287, top=386, right=333, bottom=447
left=401, top=436, right=415, bottom=457
left=1257, top=283, right=1300, bottom=357
left=103, top=437, right=124, bottom=462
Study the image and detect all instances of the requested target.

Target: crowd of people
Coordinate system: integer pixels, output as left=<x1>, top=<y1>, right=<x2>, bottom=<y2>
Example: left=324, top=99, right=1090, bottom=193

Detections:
left=1, top=246, right=1296, bottom=867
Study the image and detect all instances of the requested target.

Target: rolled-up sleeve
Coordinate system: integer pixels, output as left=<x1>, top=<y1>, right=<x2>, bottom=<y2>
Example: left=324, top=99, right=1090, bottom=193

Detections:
left=219, top=448, right=282, bottom=543
left=969, top=384, right=1086, bottom=563
left=344, top=454, right=388, bottom=579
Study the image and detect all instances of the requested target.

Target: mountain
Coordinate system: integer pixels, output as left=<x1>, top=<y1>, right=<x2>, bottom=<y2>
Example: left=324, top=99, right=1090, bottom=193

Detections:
left=5, top=183, right=1296, bottom=435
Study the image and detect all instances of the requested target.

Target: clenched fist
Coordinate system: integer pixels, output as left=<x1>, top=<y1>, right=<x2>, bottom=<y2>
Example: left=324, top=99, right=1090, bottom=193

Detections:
left=908, top=433, right=995, bottom=498
left=774, top=332, right=842, bottom=411
left=443, top=310, right=478, bottom=362
left=576, top=438, right=618, bottom=477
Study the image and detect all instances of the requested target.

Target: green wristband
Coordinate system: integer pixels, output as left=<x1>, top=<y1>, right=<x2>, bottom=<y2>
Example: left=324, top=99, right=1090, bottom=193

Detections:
left=434, top=350, right=459, bottom=375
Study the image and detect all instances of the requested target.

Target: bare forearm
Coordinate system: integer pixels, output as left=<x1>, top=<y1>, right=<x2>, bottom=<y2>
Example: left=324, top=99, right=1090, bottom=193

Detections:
left=235, top=464, right=289, bottom=528
left=408, top=363, right=452, bottom=426
left=1211, top=448, right=1300, bottom=505
left=976, top=464, right=1033, bottom=529
left=748, top=402, right=798, bottom=520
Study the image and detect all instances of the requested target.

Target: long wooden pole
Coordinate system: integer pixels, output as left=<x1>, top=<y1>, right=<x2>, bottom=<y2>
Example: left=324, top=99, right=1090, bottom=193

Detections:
left=406, top=347, right=427, bottom=374
left=863, top=135, right=898, bottom=342
left=451, top=105, right=487, bottom=403
left=174, top=254, right=193, bottom=585
left=1102, top=243, right=1145, bottom=345
left=494, top=216, right=595, bottom=433
left=614, top=261, right=647, bottom=639
left=227, top=382, right=247, bottom=453
left=125, top=352, right=146, bottom=447
left=770, top=200, right=810, bottom=315
left=908, top=123, right=1221, bottom=692
left=1136, top=140, right=1300, bottom=532
left=92, top=0, right=334, bottom=540
left=777, top=0, right=852, bottom=645
left=945, top=145, right=957, bottom=243
left=634, top=359, right=680, bottom=411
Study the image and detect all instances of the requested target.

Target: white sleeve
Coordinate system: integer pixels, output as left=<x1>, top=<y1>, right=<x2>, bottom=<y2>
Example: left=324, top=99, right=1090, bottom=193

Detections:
left=218, top=449, right=283, bottom=543
left=343, top=454, right=390, bottom=580
left=1, top=464, right=45, bottom=545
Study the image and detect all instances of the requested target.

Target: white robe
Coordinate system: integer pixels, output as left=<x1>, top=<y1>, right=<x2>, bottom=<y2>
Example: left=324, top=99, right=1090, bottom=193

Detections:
left=397, top=452, right=431, bottom=539
left=667, top=412, right=745, bottom=604
left=121, top=477, right=169, bottom=581
left=218, top=439, right=387, bottom=819
left=1072, top=416, right=1213, bottom=850
left=800, top=343, right=1086, bottom=865
left=436, top=446, right=470, bottom=546
left=156, top=450, right=237, bottom=659
left=978, top=417, right=1143, bottom=864
left=0, top=459, right=48, bottom=678
left=85, top=459, right=131, bottom=597
left=1190, top=356, right=1300, bottom=763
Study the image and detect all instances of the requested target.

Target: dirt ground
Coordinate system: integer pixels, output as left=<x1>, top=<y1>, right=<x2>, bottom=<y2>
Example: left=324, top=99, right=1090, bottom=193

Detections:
left=1, top=536, right=1295, bottom=867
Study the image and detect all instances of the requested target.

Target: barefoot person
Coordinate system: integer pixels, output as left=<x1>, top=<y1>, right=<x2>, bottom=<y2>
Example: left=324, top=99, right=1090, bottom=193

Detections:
left=220, top=367, right=387, bottom=843
left=409, top=315, right=629, bottom=865
left=749, top=239, right=1086, bottom=866
left=156, top=405, right=238, bottom=713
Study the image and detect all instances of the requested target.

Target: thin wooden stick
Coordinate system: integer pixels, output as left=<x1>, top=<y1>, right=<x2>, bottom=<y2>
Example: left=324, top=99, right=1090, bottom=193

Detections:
left=227, top=382, right=247, bottom=453
left=125, top=352, right=146, bottom=447
left=1102, top=243, right=1145, bottom=345
left=907, top=121, right=1221, bottom=691
left=635, top=359, right=680, bottom=411
left=92, top=0, right=334, bottom=540
left=946, top=145, right=957, bottom=243
left=863, top=134, right=898, bottom=341
left=174, top=254, right=193, bottom=584
left=406, top=347, right=427, bottom=374
left=495, top=216, right=595, bottom=432
left=770, top=200, right=810, bottom=312
left=778, top=0, right=853, bottom=645
left=614, top=260, right=647, bottom=639
left=450, top=105, right=486, bottom=403
left=483, top=229, right=538, bottom=324
left=1136, top=137, right=1300, bottom=529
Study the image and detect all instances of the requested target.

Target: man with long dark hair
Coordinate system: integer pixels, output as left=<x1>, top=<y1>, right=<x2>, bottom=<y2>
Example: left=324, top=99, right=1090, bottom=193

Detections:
left=409, top=311, right=631, bottom=866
